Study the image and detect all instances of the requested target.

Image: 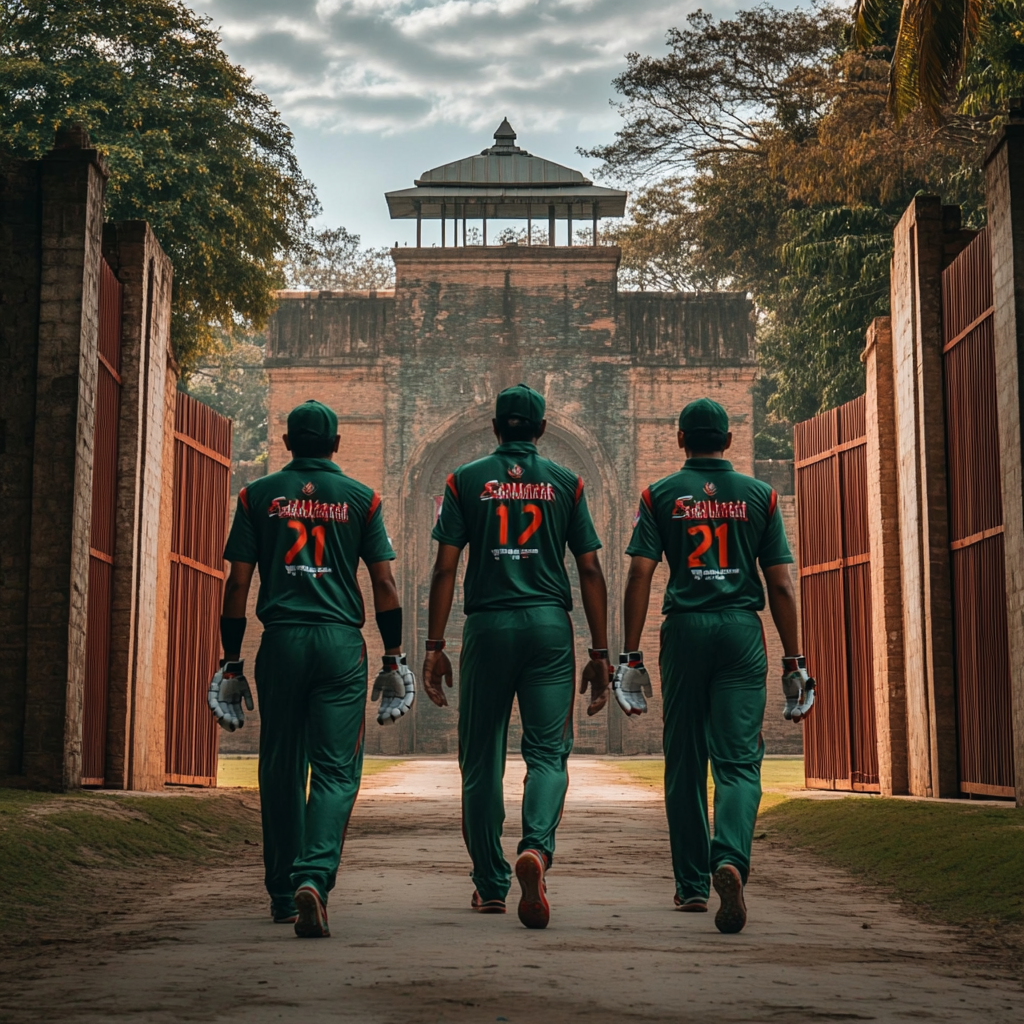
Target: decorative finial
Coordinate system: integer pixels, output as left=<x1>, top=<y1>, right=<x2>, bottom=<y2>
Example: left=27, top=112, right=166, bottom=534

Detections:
left=494, top=118, right=516, bottom=141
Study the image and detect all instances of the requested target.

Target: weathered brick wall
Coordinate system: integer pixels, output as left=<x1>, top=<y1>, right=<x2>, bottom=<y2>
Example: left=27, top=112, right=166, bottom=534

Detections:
left=986, top=121, right=1024, bottom=805
left=101, top=221, right=175, bottom=789
left=262, top=245, right=781, bottom=754
left=21, top=140, right=108, bottom=789
left=0, top=156, right=42, bottom=777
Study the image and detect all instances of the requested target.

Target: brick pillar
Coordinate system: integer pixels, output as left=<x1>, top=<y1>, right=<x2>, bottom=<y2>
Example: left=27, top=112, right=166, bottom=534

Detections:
left=101, top=221, right=175, bottom=790
left=863, top=317, right=908, bottom=795
left=21, top=131, right=108, bottom=790
left=985, top=113, right=1024, bottom=806
left=890, top=196, right=970, bottom=798
left=0, top=156, right=42, bottom=779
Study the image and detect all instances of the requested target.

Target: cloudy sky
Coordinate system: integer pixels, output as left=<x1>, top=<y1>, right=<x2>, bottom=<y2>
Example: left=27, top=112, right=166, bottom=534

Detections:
left=190, top=0, right=766, bottom=247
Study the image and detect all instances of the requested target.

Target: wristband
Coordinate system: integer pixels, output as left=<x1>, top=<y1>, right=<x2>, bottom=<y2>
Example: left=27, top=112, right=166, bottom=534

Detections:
left=375, top=607, right=403, bottom=650
left=621, top=651, right=644, bottom=666
left=220, top=616, right=246, bottom=656
left=782, top=655, right=806, bottom=671
left=588, top=648, right=609, bottom=660
left=425, top=638, right=446, bottom=652
left=382, top=654, right=403, bottom=670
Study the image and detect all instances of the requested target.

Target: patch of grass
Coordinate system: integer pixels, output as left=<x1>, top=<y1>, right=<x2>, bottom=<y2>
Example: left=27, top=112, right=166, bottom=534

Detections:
left=0, top=789, right=260, bottom=937
left=612, top=757, right=806, bottom=797
left=759, top=797, right=1024, bottom=931
left=217, top=756, right=402, bottom=789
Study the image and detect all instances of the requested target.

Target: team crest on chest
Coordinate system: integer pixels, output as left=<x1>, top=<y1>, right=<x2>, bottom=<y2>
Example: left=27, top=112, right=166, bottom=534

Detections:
left=302, top=481, right=316, bottom=496
left=703, top=481, right=717, bottom=497
left=507, top=464, right=524, bottom=479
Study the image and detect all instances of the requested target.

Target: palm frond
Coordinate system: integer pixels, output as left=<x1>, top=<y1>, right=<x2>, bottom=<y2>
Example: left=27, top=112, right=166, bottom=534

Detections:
left=853, top=0, right=901, bottom=47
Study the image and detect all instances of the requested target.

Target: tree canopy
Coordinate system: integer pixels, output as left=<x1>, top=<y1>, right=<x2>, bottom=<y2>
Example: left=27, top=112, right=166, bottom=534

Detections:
left=585, top=2, right=1005, bottom=434
left=0, top=0, right=318, bottom=371
left=284, top=226, right=395, bottom=292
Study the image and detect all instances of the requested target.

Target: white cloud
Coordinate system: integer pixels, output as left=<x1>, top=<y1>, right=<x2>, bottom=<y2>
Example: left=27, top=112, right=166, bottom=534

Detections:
left=191, top=0, right=728, bottom=136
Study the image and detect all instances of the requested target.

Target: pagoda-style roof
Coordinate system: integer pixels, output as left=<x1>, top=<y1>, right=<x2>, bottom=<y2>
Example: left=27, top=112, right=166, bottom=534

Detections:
left=385, top=119, right=627, bottom=221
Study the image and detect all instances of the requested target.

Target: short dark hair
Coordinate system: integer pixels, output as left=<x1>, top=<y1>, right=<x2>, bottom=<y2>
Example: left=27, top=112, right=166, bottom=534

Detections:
left=683, top=428, right=727, bottom=453
left=496, top=416, right=540, bottom=442
left=289, top=436, right=336, bottom=459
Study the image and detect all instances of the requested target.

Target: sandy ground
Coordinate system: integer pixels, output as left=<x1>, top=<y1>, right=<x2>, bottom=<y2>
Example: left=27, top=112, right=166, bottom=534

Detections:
left=1, top=758, right=1020, bottom=1023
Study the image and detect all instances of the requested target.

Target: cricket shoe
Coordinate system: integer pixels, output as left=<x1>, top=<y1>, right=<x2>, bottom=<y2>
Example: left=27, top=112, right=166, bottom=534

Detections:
left=674, top=894, right=708, bottom=913
left=271, top=899, right=298, bottom=924
left=515, top=849, right=550, bottom=930
left=471, top=891, right=507, bottom=914
left=712, top=864, right=747, bottom=934
left=293, top=884, right=330, bottom=938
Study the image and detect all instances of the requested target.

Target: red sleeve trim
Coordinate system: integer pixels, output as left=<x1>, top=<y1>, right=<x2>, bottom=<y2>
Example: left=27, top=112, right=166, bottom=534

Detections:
left=446, top=473, right=459, bottom=499
left=239, top=487, right=249, bottom=512
left=768, top=489, right=778, bottom=517
left=367, top=491, right=382, bottom=522
left=641, top=487, right=653, bottom=512
left=574, top=476, right=585, bottom=504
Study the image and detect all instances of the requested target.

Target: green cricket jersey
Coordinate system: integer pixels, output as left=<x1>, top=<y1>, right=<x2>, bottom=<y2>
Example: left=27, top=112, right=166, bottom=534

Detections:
left=224, top=457, right=395, bottom=628
left=432, top=441, right=602, bottom=614
left=626, top=457, right=792, bottom=615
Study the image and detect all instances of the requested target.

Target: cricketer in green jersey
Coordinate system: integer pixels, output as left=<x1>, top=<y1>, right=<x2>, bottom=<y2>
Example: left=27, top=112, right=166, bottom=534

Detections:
left=209, top=400, right=415, bottom=939
left=617, top=397, right=814, bottom=934
left=422, top=384, right=612, bottom=929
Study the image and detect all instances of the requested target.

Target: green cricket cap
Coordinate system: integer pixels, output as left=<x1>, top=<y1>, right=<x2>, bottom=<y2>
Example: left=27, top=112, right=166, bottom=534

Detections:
left=495, top=383, right=545, bottom=424
left=287, top=399, right=338, bottom=443
left=679, top=397, right=729, bottom=434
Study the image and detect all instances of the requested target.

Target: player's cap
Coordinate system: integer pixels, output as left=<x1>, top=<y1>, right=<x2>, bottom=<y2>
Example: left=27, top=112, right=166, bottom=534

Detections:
left=679, top=398, right=729, bottom=434
left=287, top=399, right=338, bottom=443
left=495, top=383, right=545, bottom=424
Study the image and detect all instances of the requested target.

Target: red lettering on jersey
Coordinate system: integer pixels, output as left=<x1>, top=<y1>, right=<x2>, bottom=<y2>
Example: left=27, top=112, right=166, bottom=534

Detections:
left=671, top=496, right=748, bottom=521
left=267, top=495, right=349, bottom=522
left=478, top=480, right=556, bottom=502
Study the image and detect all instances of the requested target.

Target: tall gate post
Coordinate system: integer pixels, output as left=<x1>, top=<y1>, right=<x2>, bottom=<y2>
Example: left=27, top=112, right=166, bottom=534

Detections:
left=863, top=317, right=909, bottom=795
left=986, top=110, right=1024, bottom=806
left=890, top=197, right=968, bottom=798
left=21, top=130, right=108, bottom=790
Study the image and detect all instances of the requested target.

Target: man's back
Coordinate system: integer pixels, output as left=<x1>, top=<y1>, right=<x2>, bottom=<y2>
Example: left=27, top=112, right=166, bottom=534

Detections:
left=432, top=439, right=601, bottom=614
left=224, top=457, right=394, bottom=628
left=628, top=457, right=792, bottom=615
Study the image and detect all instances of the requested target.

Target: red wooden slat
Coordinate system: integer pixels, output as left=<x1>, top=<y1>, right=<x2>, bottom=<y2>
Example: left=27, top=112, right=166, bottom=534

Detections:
left=165, top=392, right=233, bottom=786
left=941, top=228, right=1015, bottom=797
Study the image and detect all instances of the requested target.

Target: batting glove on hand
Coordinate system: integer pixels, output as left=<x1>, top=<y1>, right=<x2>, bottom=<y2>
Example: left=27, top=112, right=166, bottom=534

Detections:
left=612, top=652, right=652, bottom=716
left=372, top=655, right=416, bottom=725
left=781, top=655, right=815, bottom=722
left=207, top=660, right=254, bottom=732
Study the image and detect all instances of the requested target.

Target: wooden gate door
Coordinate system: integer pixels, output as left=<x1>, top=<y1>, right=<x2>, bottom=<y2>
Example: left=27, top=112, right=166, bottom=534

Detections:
left=82, top=259, right=123, bottom=785
left=794, top=396, right=879, bottom=791
left=165, top=393, right=232, bottom=785
left=941, top=227, right=1015, bottom=798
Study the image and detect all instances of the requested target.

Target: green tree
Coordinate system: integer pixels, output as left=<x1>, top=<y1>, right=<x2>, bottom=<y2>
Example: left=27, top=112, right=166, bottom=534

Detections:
left=584, top=3, right=989, bottom=420
left=284, top=226, right=395, bottom=291
left=183, top=337, right=267, bottom=463
left=0, top=0, right=318, bottom=371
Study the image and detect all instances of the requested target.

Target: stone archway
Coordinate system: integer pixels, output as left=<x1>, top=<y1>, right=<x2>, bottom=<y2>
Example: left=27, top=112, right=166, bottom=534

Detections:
left=390, top=405, right=623, bottom=755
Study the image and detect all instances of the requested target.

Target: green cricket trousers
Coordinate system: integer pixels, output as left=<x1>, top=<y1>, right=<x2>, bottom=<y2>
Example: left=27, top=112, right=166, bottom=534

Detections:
left=660, top=610, right=767, bottom=903
left=458, top=606, right=576, bottom=903
left=255, top=624, right=367, bottom=911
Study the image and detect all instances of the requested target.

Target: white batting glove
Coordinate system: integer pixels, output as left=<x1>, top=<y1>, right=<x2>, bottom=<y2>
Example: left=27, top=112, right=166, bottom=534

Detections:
left=372, top=655, right=416, bottom=725
left=207, top=660, right=254, bottom=732
left=612, top=652, right=652, bottom=716
left=782, top=655, right=815, bottom=722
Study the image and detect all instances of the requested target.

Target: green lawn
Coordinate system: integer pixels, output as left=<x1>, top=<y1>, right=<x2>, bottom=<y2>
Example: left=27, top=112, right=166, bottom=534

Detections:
left=217, top=756, right=401, bottom=789
left=611, top=758, right=1024, bottom=937
left=0, top=788, right=260, bottom=938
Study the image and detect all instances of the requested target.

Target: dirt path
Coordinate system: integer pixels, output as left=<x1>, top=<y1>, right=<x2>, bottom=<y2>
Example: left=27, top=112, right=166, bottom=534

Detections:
left=2, top=759, right=1020, bottom=1023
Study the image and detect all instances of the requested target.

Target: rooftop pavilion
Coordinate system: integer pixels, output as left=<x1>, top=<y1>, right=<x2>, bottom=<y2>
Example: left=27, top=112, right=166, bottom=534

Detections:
left=384, top=118, right=628, bottom=247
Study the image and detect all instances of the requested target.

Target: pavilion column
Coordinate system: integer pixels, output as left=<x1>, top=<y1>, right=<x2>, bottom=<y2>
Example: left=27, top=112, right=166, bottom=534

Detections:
left=567, top=204, right=573, bottom=246
left=441, top=203, right=446, bottom=247
left=548, top=205, right=555, bottom=246
left=593, top=203, right=598, bottom=246
left=415, top=201, right=421, bottom=248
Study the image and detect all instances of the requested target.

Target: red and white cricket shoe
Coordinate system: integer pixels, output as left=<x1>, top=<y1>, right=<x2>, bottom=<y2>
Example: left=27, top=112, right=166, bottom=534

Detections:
left=471, top=890, right=507, bottom=914
left=515, top=849, right=550, bottom=930
left=293, top=884, right=330, bottom=938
